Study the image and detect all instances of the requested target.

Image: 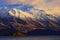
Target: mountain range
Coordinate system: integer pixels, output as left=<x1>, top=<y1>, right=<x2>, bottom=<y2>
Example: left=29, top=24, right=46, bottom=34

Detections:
left=0, top=8, right=60, bottom=36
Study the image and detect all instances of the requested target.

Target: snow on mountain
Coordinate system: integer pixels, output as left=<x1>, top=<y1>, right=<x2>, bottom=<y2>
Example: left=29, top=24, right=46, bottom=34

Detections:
left=8, top=8, right=37, bottom=24
left=0, top=8, right=60, bottom=35
left=8, top=8, right=60, bottom=30
left=28, top=8, right=48, bottom=22
left=9, top=8, right=35, bottom=20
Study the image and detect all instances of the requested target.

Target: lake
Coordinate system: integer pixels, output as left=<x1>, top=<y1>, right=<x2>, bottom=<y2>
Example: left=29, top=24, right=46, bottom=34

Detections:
left=0, top=36, right=60, bottom=40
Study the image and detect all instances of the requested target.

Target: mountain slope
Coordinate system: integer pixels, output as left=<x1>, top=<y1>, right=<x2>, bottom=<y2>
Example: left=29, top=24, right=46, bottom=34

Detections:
left=0, top=8, right=60, bottom=35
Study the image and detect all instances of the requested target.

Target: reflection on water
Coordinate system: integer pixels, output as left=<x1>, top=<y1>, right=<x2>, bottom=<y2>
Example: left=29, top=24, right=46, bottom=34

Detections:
left=0, top=36, right=60, bottom=40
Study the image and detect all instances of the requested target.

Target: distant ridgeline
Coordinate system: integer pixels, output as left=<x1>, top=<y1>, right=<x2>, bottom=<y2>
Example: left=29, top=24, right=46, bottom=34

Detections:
left=0, top=7, right=60, bottom=36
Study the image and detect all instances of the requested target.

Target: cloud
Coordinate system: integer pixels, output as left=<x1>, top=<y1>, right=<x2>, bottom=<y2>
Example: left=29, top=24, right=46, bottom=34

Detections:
left=0, top=0, right=60, bottom=15
left=0, top=0, right=32, bottom=5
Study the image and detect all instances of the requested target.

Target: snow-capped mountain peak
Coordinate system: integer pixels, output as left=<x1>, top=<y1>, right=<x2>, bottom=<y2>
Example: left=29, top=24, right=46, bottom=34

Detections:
left=9, top=8, right=35, bottom=20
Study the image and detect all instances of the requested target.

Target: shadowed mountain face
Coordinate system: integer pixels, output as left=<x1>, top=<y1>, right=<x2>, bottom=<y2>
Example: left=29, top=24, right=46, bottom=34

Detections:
left=0, top=8, right=60, bottom=36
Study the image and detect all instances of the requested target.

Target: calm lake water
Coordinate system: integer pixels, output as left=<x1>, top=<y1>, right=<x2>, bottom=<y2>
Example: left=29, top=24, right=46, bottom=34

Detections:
left=0, top=36, right=60, bottom=40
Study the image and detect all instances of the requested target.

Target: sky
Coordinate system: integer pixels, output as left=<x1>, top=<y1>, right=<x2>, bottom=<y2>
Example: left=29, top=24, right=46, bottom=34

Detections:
left=0, top=0, right=60, bottom=15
